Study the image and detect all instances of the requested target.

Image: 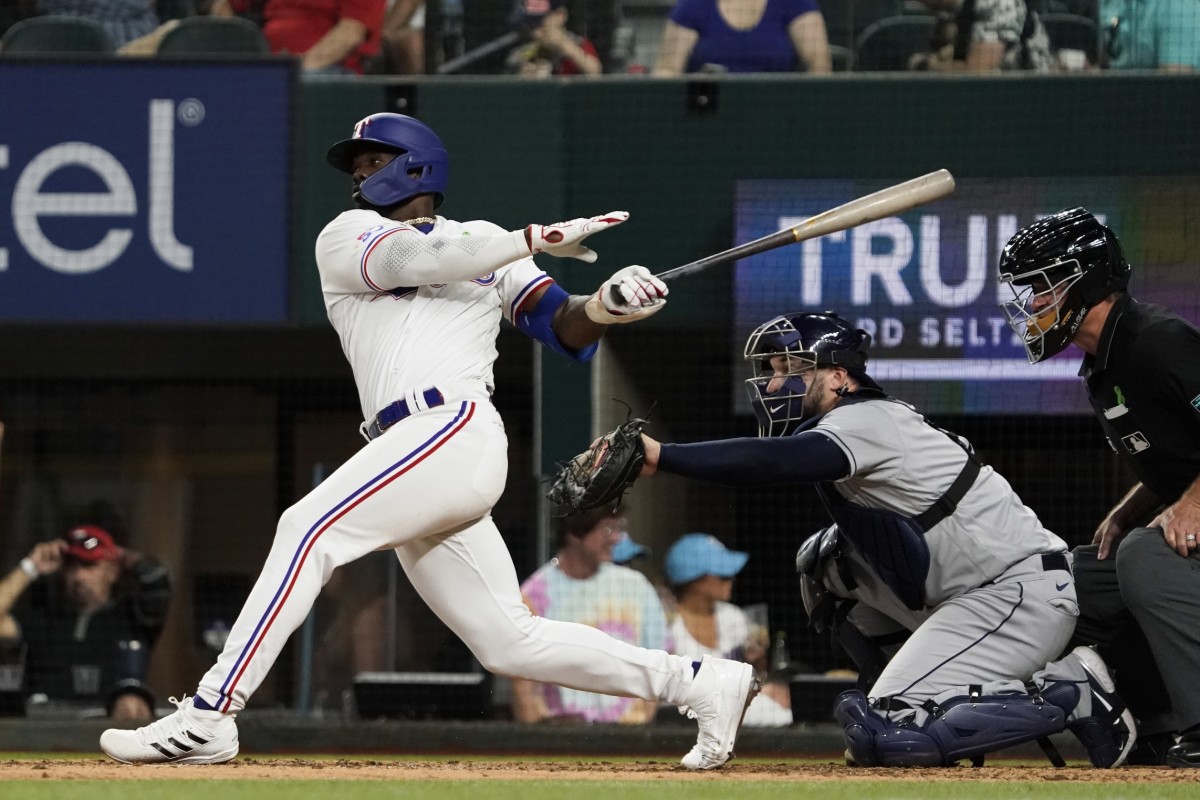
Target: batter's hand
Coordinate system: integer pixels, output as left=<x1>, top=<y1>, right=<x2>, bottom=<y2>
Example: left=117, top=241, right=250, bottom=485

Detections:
left=1149, top=496, right=1200, bottom=557
left=525, top=211, right=629, bottom=263
left=585, top=265, right=668, bottom=324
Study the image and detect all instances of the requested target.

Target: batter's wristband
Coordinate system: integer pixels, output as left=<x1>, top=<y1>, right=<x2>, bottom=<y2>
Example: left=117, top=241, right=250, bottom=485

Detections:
left=19, top=558, right=38, bottom=580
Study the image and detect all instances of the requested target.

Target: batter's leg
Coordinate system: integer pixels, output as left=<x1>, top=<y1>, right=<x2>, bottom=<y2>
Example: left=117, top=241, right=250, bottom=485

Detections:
left=195, top=402, right=500, bottom=713
left=397, top=516, right=692, bottom=701
left=397, top=516, right=760, bottom=769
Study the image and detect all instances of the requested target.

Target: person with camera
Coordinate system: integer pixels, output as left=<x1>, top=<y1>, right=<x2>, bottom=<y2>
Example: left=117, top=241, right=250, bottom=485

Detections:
left=505, top=0, right=602, bottom=77
left=0, top=524, right=171, bottom=720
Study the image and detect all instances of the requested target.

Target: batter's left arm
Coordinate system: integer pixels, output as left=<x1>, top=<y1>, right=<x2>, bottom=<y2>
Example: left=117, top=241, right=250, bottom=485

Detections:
left=550, top=293, right=609, bottom=350
left=516, top=266, right=669, bottom=355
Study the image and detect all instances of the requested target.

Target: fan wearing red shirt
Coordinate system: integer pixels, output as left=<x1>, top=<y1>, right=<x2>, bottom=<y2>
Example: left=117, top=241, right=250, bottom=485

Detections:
left=212, top=0, right=385, bottom=74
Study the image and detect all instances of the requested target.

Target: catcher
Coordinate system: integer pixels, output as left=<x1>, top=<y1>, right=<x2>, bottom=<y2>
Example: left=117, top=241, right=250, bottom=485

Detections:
left=549, top=309, right=1137, bottom=768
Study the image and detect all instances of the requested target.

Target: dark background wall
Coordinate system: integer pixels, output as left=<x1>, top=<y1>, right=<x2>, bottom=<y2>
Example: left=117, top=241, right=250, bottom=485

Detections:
left=1, top=72, right=1195, bottom=694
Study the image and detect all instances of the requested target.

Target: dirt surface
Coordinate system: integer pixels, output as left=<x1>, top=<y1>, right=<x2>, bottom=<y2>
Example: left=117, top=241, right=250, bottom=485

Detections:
left=2, top=758, right=1198, bottom=782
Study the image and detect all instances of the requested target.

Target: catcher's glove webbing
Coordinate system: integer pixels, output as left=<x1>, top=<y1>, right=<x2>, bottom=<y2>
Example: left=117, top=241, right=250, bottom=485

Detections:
left=546, top=418, right=648, bottom=513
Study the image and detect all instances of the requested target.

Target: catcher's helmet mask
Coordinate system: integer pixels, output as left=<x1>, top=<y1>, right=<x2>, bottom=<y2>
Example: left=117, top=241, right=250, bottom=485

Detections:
left=327, top=113, right=450, bottom=211
left=998, top=207, right=1130, bottom=364
left=744, top=311, right=878, bottom=437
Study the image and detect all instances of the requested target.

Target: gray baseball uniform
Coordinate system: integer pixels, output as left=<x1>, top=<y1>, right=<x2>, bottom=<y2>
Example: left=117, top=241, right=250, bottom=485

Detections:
left=657, top=391, right=1111, bottom=760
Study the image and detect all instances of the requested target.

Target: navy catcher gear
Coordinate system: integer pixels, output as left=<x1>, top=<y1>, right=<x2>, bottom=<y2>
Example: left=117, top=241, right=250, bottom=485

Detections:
left=998, top=207, right=1130, bottom=363
left=326, top=113, right=450, bottom=210
left=835, top=688, right=1070, bottom=768
left=743, top=311, right=878, bottom=436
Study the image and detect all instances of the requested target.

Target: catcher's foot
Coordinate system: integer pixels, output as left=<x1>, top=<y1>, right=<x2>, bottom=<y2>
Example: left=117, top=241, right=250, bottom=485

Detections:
left=678, top=655, right=760, bottom=770
left=101, top=695, right=238, bottom=764
left=1066, top=646, right=1136, bottom=768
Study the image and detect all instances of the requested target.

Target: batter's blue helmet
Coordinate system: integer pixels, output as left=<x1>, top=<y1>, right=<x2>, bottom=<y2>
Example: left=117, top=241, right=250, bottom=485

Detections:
left=998, top=207, right=1129, bottom=363
left=326, top=113, right=449, bottom=209
left=744, top=311, right=878, bottom=436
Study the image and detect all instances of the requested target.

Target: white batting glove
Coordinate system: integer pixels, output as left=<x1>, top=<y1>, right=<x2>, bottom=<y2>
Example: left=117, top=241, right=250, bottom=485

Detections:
left=524, top=211, right=629, bottom=263
left=584, top=265, right=668, bottom=324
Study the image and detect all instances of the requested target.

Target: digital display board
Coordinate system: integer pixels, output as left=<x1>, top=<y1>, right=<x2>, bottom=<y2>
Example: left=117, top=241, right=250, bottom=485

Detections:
left=0, top=61, right=294, bottom=324
left=734, top=178, right=1200, bottom=415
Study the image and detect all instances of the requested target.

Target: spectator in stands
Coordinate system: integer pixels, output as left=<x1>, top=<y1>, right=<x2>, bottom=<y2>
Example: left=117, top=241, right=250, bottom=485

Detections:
left=653, top=0, right=831, bottom=75
left=0, top=523, right=171, bottom=720
left=1102, top=0, right=1199, bottom=71
left=611, top=530, right=649, bottom=567
left=379, top=0, right=423, bottom=73
left=211, top=0, right=385, bottom=73
left=612, top=530, right=679, bottom=618
left=512, top=509, right=670, bottom=723
left=504, top=0, right=602, bottom=77
left=34, top=0, right=159, bottom=47
left=908, top=0, right=1054, bottom=71
left=665, top=533, right=793, bottom=727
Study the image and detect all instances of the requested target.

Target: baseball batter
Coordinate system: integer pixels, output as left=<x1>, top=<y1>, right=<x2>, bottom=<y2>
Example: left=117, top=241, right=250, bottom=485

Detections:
left=100, top=113, right=759, bottom=769
left=632, top=311, right=1137, bottom=767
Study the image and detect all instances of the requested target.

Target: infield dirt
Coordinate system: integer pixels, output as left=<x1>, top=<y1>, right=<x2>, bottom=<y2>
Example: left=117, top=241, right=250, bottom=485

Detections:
left=2, top=758, right=1198, bottom=783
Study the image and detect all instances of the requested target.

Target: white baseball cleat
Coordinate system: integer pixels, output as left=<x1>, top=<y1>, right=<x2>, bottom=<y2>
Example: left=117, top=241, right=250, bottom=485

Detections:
left=100, top=695, right=239, bottom=764
left=678, top=655, right=761, bottom=770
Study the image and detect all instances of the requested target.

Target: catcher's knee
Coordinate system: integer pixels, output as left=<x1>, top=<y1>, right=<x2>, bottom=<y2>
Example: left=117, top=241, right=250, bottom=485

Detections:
left=835, top=688, right=1069, bottom=767
left=835, top=690, right=943, bottom=767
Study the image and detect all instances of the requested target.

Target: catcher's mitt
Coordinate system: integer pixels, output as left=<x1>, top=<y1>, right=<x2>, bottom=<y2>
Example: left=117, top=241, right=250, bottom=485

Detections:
left=546, top=418, right=648, bottom=513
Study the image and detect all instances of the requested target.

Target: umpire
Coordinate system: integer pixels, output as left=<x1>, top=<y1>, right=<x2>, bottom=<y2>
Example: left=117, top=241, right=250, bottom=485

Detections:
left=999, top=207, right=1200, bottom=768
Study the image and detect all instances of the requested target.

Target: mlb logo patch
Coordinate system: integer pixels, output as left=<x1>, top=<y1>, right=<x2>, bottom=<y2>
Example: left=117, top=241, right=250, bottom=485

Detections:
left=1122, top=431, right=1151, bottom=454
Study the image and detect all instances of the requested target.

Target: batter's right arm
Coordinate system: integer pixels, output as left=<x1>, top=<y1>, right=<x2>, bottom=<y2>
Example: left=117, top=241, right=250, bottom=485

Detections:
left=317, top=212, right=629, bottom=294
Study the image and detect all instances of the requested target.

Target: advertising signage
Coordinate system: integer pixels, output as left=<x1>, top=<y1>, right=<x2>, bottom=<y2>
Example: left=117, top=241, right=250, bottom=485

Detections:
left=734, top=177, right=1200, bottom=415
left=0, top=61, right=293, bottom=323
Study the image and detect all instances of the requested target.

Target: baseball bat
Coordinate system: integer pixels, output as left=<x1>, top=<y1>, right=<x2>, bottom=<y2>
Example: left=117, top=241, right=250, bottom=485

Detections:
left=656, top=169, right=956, bottom=282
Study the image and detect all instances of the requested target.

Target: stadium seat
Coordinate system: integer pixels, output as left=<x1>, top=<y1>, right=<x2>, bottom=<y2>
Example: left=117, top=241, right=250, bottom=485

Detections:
left=854, top=14, right=937, bottom=71
left=1041, top=12, right=1099, bottom=65
left=158, top=0, right=199, bottom=21
left=829, top=43, right=853, bottom=72
left=0, top=15, right=115, bottom=53
left=821, top=0, right=905, bottom=55
left=156, top=16, right=269, bottom=55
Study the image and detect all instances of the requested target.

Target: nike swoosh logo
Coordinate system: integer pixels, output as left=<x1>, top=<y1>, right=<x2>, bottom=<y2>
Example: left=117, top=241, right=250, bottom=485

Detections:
left=768, top=404, right=786, bottom=414
left=1056, top=582, right=1069, bottom=591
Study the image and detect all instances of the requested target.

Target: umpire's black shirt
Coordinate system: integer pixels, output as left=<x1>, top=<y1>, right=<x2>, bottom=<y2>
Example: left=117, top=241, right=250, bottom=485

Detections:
left=1080, top=294, right=1200, bottom=505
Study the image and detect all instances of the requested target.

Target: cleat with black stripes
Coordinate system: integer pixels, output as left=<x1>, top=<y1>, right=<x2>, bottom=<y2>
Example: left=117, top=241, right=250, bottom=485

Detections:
left=100, top=695, right=238, bottom=764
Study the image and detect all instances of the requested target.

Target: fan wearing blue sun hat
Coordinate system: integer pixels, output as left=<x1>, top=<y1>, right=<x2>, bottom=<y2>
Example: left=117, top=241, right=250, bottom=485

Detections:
left=665, top=534, right=793, bottom=727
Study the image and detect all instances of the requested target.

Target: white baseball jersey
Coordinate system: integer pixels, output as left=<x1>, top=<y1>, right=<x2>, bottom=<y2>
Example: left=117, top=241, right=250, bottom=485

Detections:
left=816, top=399, right=1066, bottom=607
left=315, top=209, right=550, bottom=421
left=193, top=206, right=704, bottom=720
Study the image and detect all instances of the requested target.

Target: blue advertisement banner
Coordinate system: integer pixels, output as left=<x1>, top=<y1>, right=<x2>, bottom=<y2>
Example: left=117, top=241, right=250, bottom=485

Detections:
left=734, top=177, right=1200, bottom=415
left=0, top=61, right=293, bottom=323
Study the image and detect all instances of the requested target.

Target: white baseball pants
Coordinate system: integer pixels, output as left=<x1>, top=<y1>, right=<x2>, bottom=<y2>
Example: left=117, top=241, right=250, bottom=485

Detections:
left=197, top=400, right=694, bottom=712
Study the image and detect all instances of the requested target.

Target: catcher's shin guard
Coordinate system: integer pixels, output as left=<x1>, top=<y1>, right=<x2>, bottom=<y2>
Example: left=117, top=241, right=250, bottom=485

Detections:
left=835, top=688, right=1069, bottom=767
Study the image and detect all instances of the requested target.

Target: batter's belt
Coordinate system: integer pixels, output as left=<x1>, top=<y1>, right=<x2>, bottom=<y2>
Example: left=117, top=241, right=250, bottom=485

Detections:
left=360, top=387, right=446, bottom=442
